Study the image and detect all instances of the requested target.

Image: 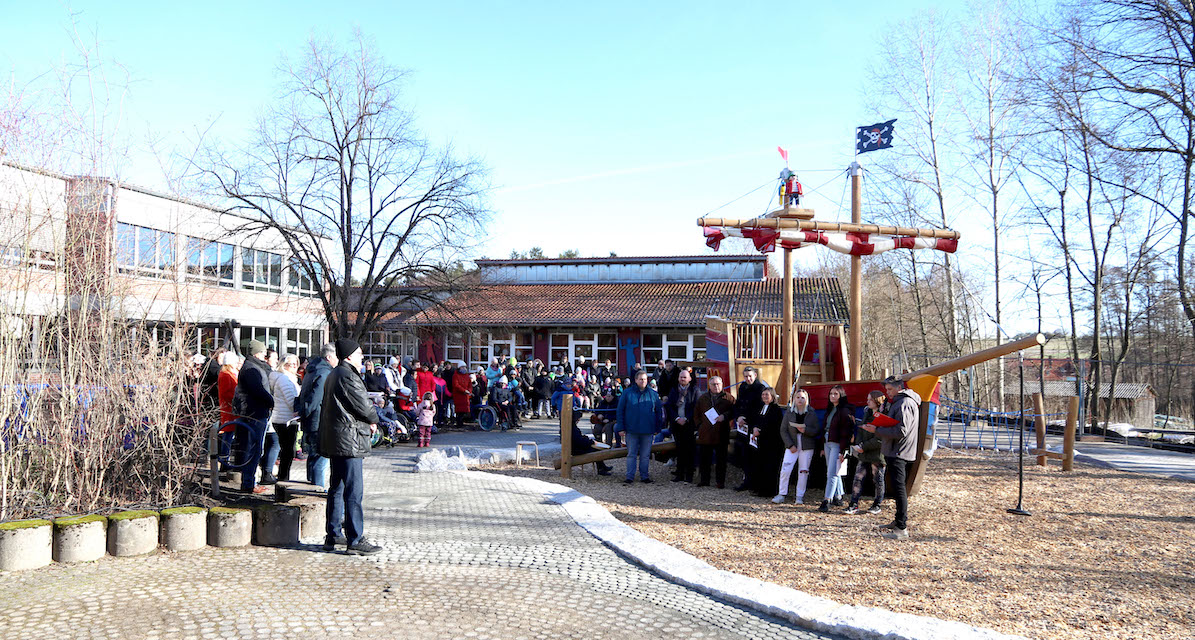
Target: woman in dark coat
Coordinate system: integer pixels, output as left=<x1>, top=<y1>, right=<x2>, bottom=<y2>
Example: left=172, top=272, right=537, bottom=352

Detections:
left=747, top=387, right=786, bottom=497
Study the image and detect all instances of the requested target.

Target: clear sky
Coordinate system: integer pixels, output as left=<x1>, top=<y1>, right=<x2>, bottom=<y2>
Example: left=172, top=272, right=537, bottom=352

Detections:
left=3, top=1, right=1044, bottom=332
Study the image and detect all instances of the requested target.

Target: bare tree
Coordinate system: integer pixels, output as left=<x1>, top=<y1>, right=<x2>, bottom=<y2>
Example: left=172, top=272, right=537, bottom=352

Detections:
left=1052, top=0, right=1195, bottom=409
left=957, top=1, right=1027, bottom=407
left=203, top=34, right=489, bottom=341
left=867, top=10, right=963, bottom=363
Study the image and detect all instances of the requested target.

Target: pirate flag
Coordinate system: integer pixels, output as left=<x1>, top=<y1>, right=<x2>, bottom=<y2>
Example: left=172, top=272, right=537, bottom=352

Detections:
left=856, top=119, right=897, bottom=154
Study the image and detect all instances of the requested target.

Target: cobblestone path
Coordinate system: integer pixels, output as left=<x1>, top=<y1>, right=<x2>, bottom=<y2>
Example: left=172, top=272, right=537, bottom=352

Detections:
left=0, top=447, right=845, bottom=640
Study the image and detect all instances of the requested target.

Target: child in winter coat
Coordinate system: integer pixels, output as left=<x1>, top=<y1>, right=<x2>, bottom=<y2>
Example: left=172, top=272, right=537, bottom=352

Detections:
left=416, top=392, right=436, bottom=447
left=844, top=390, right=887, bottom=514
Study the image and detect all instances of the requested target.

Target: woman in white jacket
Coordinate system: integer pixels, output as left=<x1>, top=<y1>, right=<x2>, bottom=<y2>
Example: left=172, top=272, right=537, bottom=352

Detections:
left=268, top=354, right=301, bottom=482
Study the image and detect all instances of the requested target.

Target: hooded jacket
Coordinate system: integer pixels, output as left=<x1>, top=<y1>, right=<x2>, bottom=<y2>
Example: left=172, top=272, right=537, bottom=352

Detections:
left=297, top=356, right=334, bottom=435
left=319, top=360, right=380, bottom=458
left=232, top=355, right=274, bottom=422
left=876, top=388, right=922, bottom=462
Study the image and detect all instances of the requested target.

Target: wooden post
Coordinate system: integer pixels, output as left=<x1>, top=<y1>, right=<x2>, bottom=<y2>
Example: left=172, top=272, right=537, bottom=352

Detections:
left=780, top=247, right=794, bottom=403
left=849, top=162, right=863, bottom=381
left=816, top=329, right=827, bottom=383
left=1063, top=396, right=1078, bottom=472
left=726, top=323, right=737, bottom=387
left=1033, top=392, right=1047, bottom=467
left=560, top=394, right=573, bottom=479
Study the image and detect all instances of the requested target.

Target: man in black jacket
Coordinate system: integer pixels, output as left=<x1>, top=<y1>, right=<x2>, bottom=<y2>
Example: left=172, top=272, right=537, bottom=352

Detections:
left=320, top=339, right=381, bottom=555
left=732, top=366, right=768, bottom=491
left=232, top=340, right=274, bottom=494
left=297, top=343, right=337, bottom=489
left=665, top=369, right=701, bottom=483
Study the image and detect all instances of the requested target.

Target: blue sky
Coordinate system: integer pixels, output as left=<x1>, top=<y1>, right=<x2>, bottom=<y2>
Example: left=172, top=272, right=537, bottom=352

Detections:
left=1, top=1, right=953, bottom=251
left=3, top=1, right=1051, bottom=332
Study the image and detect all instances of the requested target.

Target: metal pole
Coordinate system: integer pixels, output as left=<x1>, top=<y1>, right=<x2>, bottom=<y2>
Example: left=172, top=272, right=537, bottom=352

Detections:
left=1007, top=351, right=1030, bottom=516
left=849, top=161, right=863, bottom=381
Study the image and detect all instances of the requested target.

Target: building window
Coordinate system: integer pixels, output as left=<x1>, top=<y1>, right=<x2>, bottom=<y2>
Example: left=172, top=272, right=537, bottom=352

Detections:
left=115, top=223, right=175, bottom=277
left=288, top=260, right=320, bottom=297
left=184, top=236, right=234, bottom=287
left=642, top=332, right=706, bottom=369
left=241, top=248, right=283, bottom=292
left=363, top=330, right=417, bottom=362
left=550, top=331, right=617, bottom=370
left=446, top=332, right=466, bottom=366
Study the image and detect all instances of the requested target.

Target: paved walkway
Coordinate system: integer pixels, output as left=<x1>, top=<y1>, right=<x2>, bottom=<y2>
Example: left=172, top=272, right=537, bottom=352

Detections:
left=937, top=422, right=1195, bottom=481
left=0, top=440, right=844, bottom=640
left=389, top=418, right=563, bottom=471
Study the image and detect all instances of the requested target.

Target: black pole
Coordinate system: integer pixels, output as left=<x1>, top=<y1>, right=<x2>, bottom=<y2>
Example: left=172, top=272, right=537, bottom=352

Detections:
left=1008, top=350, right=1031, bottom=516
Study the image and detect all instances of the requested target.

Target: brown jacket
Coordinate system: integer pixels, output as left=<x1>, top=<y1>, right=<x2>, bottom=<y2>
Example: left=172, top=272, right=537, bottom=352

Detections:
left=695, top=390, right=735, bottom=446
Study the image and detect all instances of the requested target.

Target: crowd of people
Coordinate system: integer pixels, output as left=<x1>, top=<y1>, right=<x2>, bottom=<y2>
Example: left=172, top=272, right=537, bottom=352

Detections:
left=191, top=342, right=920, bottom=549
left=564, top=365, right=921, bottom=541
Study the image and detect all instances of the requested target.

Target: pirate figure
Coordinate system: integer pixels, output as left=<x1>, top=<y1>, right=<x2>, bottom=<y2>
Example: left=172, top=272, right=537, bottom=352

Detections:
left=778, top=168, right=803, bottom=207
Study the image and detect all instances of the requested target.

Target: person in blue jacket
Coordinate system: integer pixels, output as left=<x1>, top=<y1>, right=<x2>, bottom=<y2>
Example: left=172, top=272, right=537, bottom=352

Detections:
left=617, top=369, right=664, bottom=484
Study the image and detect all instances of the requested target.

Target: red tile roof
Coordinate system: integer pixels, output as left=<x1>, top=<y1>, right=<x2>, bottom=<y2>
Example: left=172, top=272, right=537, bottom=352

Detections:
left=402, top=278, right=848, bottom=328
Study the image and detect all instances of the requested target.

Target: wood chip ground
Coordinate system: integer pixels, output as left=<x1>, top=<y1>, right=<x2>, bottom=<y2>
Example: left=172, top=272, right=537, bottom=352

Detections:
left=489, top=448, right=1195, bottom=640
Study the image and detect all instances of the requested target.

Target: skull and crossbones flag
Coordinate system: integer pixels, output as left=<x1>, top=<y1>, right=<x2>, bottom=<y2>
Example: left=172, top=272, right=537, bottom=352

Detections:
left=856, top=119, right=897, bottom=154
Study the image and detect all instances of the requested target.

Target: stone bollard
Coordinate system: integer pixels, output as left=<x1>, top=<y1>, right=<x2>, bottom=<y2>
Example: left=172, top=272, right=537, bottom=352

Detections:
left=207, top=507, right=252, bottom=548
left=160, top=507, right=208, bottom=552
left=107, top=510, right=160, bottom=557
left=287, top=497, right=326, bottom=543
left=53, top=515, right=108, bottom=563
left=0, top=519, right=53, bottom=571
left=253, top=504, right=300, bottom=547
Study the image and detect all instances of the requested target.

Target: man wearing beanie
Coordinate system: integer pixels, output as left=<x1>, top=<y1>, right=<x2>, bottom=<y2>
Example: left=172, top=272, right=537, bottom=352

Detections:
left=319, top=338, right=382, bottom=555
left=232, top=339, right=275, bottom=494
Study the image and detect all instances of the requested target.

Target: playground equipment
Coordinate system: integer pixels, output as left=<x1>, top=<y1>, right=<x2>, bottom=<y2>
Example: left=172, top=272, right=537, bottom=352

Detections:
left=556, top=395, right=675, bottom=479
left=699, top=156, right=962, bottom=402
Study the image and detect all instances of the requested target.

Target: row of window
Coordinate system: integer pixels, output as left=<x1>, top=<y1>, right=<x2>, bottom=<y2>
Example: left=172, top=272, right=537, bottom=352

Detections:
left=114, top=223, right=320, bottom=295
left=360, top=330, right=707, bottom=373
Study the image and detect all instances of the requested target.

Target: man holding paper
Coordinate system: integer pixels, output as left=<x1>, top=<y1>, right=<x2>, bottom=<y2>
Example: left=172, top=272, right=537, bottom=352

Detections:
left=694, top=376, right=735, bottom=488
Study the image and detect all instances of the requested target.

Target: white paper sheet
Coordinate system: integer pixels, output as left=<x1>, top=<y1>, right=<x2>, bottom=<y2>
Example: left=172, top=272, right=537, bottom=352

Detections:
left=704, top=407, right=719, bottom=423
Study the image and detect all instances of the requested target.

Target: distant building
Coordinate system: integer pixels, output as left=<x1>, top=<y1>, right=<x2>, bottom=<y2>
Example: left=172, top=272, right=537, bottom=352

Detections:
left=1009, top=381, right=1157, bottom=428
left=381, top=254, right=849, bottom=378
left=0, top=162, right=329, bottom=359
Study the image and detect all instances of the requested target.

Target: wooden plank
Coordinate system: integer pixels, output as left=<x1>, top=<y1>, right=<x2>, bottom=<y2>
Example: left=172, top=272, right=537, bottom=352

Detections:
left=764, top=207, right=816, bottom=220
left=1034, top=392, right=1047, bottom=467
left=560, top=394, right=573, bottom=479
left=1029, top=448, right=1064, bottom=459
left=697, top=216, right=962, bottom=240
left=554, top=441, right=677, bottom=469
left=1064, top=396, right=1079, bottom=472
left=900, top=334, right=1046, bottom=381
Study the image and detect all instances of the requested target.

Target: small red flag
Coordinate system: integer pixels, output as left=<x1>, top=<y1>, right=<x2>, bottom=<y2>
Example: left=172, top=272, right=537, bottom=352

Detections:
left=777, top=146, right=789, bottom=164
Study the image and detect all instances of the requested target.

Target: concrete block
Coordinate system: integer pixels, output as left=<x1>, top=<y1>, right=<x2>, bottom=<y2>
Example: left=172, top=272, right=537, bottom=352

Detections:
left=286, top=497, right=326, bottom=543
left=0, top=519, right=53, bottom=571
left=53, top=515, right=108, bottom=563
left=253, top=504, right=300, bottom=547
left=106, top=510, right=159, bottom=557
left=207, top=507, right=252, bottom=548
left=160, top=507, right=208, bottom=552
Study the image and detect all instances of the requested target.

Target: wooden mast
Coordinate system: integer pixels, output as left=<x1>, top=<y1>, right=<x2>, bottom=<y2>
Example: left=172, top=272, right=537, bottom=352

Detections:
left=780, top=199, right=795, bottom=404
left=849, top=161, right=863, bottom=381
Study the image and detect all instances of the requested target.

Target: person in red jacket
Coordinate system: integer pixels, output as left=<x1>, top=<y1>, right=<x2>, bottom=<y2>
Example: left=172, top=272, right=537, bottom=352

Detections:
left=451, top=364, right=473, bottom=427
